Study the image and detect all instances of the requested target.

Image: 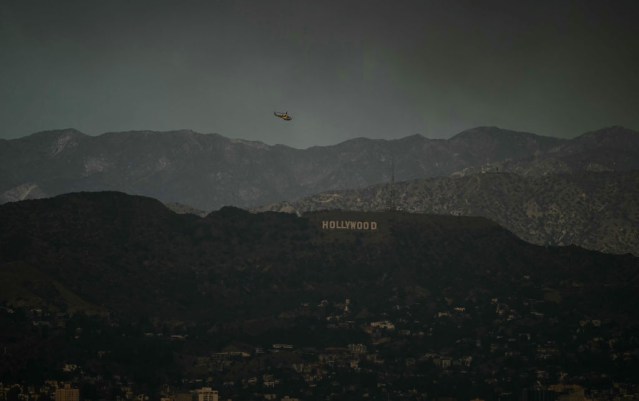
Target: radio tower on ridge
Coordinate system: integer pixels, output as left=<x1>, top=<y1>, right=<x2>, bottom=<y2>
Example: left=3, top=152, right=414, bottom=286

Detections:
left=386, top=156, right=396, bottom=212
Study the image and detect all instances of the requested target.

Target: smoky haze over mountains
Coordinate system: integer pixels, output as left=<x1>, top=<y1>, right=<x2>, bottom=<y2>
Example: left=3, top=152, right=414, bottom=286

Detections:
left=1, top=1, right=638, bottom=147
left=1, top=126, right=638, bottom=211
left=3, top=2, right=639, bottom=395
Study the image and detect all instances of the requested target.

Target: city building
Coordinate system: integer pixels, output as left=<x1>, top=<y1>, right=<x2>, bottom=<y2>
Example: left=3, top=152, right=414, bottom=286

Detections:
left=55, top=384, right=79, bottom=401
left=192, top=387, right=218, bottom=401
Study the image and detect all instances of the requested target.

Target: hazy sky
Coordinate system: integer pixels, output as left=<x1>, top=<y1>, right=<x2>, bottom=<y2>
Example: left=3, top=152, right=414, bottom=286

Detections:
left=1, top=0, right=638, bottom=148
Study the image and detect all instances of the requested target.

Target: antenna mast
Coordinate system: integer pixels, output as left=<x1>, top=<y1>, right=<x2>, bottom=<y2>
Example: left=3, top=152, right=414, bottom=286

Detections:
left=386, top=155, right=396, bottom=212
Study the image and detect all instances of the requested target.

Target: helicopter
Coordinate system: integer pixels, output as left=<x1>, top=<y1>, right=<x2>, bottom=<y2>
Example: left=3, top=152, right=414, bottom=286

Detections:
left=274, top=111, right=292, bottom=121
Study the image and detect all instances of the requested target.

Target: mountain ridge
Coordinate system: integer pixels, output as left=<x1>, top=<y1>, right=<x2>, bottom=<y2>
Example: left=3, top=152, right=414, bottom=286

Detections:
left=4, top=126, right=635, bottom=210
left=456, top=126, right=639, bottom=176
left=258, top=170, right=639, bottom=256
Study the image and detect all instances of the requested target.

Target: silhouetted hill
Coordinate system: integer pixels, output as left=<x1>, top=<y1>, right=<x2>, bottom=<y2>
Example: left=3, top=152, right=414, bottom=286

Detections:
left=0, top=192, right=637, bottom=322
left=258, top=171, right=639, bottom=256
left=0, top=127, right=568, bottom=210
left=164, top=202, right=207, bottom=217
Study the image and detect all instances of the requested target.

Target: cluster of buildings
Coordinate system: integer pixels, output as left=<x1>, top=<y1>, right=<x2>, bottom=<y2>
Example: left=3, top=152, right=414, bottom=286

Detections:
left=2, top=289, right=639, bottom=401
left=0, top=382, right=78, bottom=401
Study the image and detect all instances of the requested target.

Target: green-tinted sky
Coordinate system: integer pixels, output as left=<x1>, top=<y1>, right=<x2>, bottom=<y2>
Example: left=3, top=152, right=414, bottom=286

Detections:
left=1, top=0, right=638, bottom=148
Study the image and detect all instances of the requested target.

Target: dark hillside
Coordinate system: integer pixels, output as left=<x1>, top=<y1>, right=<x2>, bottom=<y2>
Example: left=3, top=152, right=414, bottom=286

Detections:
left=0, top=192, right=636, bottom=321
left=260, top=171, right=639, bottom=255
left=1, top=192, right=638, bottom=393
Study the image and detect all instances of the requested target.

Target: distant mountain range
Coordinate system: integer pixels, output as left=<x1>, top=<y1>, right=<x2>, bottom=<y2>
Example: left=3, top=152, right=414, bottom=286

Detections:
left=259, top=171, right=639, bottom=256
left=455, top=126, right=639, bottom=176
left=2, top=126, right=636, bottom=210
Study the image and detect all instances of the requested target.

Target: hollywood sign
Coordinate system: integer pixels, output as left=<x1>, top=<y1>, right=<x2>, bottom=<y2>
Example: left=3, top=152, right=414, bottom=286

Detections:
left=321, top=220, right=378, bottom=230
